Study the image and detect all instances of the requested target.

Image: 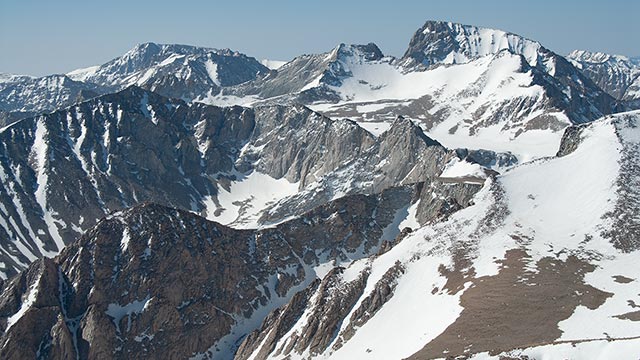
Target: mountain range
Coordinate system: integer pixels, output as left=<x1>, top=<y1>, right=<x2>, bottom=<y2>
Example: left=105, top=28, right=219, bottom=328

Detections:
left=0, top=20, right=638, bottom=359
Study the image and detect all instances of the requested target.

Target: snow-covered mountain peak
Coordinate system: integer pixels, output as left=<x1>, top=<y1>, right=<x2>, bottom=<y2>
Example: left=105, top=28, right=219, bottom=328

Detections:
left=315, top=43, right=389, bottom=88
left=567, top=49, right=640, bottom=72
left=0, top=73, right=100, bottom=118
left=0, top=73, right=34, bottom=84
left=567, top=49, right=640, bottom=103
left=69, top=42, right=268, bottom=92
left=567, top=49, right=617, bottom=64
left=121, top=42, right=240, bottom=61
left=66, top=65, right=100, bottom=82
left=329, top=43, right=386, bottom=64
left=402, top=20, right=545, bottom=68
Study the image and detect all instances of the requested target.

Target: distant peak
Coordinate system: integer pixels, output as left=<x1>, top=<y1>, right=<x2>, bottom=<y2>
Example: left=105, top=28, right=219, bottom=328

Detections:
left=134, top=41, right=161, bottom=50
left=126, top=42, right=163, bottom=56
left=567, top=50, right=633, bottom=64
left=331, top=43, right=385, bottom=62
left=402, top=20, right=544, bottom=67
left=125, top=42, right=222, bottom=58
left=386, top=116, right=442, bottom=147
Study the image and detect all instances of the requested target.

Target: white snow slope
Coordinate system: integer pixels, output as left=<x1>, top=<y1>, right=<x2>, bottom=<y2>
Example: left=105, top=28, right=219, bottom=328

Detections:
left=309, top=50, right=568, bottom=162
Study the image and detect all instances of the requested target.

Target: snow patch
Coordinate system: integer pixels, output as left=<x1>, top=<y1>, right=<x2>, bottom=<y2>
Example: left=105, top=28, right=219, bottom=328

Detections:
left=213, top=171, right=300, bottom=228
left=105, top=295, right=152, bottom=333
left=204, top=59, right=220, bottom=86
left=5, top=280, right=39, bottom=332
left=440, top=159, right=487, bottom=179
left=260, top=59, right=287, bottom=70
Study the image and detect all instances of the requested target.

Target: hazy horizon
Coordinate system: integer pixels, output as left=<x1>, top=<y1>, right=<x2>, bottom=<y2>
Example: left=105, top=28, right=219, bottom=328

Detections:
left=1, top=0, right=638, bottom=77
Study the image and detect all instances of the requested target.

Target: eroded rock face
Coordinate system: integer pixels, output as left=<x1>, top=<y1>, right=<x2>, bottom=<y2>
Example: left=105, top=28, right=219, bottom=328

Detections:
left=257, top=117, right=455, bottom=224
left=285, top=268, right=370, bottom=356
left=236, top=267, right=372, bottom=360
left=455, top=148, right=518, bottom=169
left=415, top=179, right=483, bottom=225
left=235, top=279, right=322, bottom=360
left=244, top=104, right=376, bottom=186
left=0, top=87, right=253, bottom=275
left=332, top=261, right=405, bottom=349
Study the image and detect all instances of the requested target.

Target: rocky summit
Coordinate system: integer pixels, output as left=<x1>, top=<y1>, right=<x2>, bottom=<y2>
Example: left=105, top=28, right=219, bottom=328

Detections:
left=0, top=18, right=639, bottom=360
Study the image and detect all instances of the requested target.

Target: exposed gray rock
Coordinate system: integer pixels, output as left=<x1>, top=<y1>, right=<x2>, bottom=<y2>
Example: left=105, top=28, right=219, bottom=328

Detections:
left=332, top=261, right=405, bottom=350
left=243, top=104, right=376, bottom=186
left=0, top=87, right=409, bottom=277
left=257, top=117, right=455, bottom=224
left=0, top=87, right=256, bottom=275
left=455, top=148, right=518, bottom=169
left=235, top=280, right=321, bottom=360
left=556, top=124, right=589, bottom=157
left=238, top=267, right=370, bottom=360
left=415, top=179, right=484, bottom=225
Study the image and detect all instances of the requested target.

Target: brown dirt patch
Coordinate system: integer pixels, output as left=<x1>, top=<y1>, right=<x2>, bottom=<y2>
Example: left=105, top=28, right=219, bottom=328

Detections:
left=615, top=311, right=640, bottom=322
left=613, top=275, right=635, bottom=284
left=407, top=248, right=613, bottom=359
left=438, top=246, right=476, bottom=295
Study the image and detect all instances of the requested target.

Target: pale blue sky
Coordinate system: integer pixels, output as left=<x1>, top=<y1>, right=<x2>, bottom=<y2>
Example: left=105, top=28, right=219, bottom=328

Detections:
left=1, top=0, right=638, bottom=76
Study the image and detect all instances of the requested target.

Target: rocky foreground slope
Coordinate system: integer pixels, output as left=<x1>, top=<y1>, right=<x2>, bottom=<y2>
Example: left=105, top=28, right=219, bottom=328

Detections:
left=0, top=177, right=480, bottom=359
